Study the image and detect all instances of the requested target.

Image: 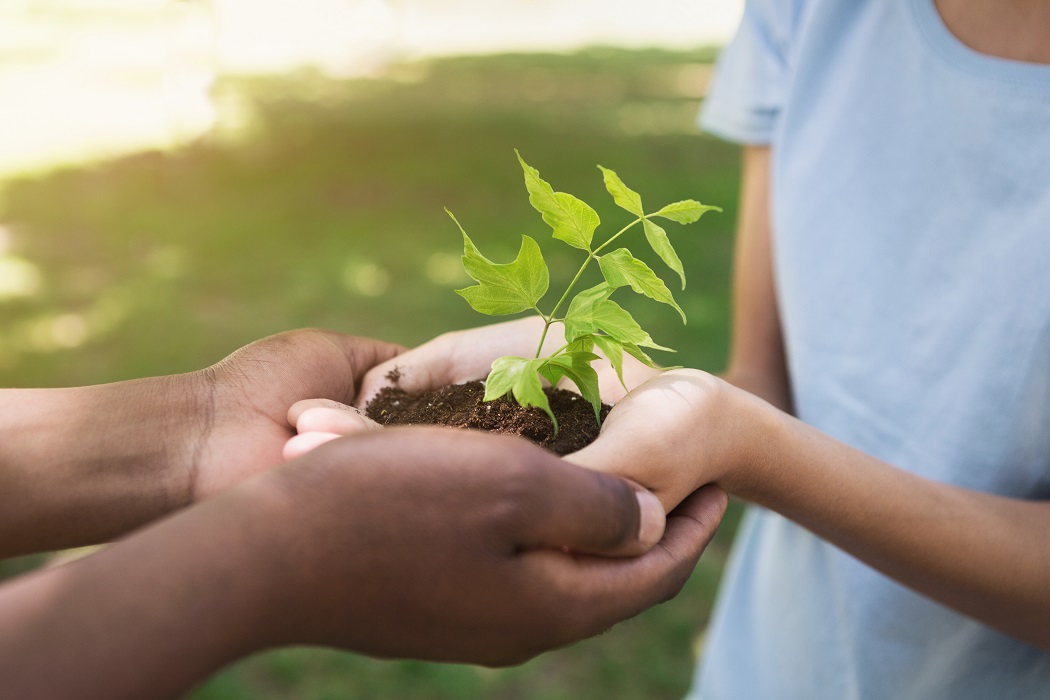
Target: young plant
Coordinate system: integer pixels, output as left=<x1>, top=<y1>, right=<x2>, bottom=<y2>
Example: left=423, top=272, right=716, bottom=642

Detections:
left=448, top=150, right=720, bottom=430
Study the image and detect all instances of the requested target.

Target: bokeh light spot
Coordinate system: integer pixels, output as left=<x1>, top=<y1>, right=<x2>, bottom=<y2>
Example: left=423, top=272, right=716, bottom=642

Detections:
left=0, top=255, right=42, bottom=299
left=424, top=252, right=467, bottom=286
left=341, top=259, right=390, bottom=297
left=50, top=313, right=89, bottom=349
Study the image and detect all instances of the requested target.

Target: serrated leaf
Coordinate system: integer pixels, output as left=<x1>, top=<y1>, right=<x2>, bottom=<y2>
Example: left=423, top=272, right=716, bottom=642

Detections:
left=539, top=350, right=602, bottom=423
left=564, top=294, right=671, bottom=351
left=598, top=248, right=686, bottom=323
left=485, top=355, right=556, bottom=429
left=597, top=165, right=644, bottom=217
left=622, top=342, right=656, bottom=368
left=642, top=217, right=686, bottom=290
left=623, top=342, right=679, bottom=370
left=651, top=200, right=722, bottom=224
left=449, top=210, right=549, bottom=315
left=516, top=150, right=600, bottom=251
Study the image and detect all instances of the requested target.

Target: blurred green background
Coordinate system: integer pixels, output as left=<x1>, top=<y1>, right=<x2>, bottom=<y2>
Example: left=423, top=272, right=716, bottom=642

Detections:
left=0, top=46, right=744, bottom=699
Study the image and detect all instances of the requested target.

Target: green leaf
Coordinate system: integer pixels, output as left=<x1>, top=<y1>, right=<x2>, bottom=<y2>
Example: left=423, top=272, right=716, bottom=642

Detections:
left=449, top=210, right=549, bottom=315
left=642, top=217, right=686, bottom=290
left=597, top=165, right=644, bottom=217
left=485, top=355, right=556, bottom=429
left=592, top=334, right=625, bottom=389
left=516, top=150, right=600, bottom=251
left=536, top=335, right=596, bottom=387
left=598, top=248, right=686, bottom=323
left=540, top=349, right=603, bottom=423
left=564, top=294, right=671, bottom=351
left=565, top=282, right=614, bottom=313
left=623, top=342, right=679, bottom=370
left=651, top=200, right=722, bottom=224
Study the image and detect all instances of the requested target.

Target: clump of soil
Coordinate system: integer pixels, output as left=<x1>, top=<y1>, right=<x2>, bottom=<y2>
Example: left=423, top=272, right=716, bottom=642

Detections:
left=365, top=380, right=610, bottom=455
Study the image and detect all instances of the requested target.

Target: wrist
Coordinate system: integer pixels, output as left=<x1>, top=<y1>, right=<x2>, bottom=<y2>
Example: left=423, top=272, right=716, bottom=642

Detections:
left=718, top=387, right=793, bottom=502
left=708, top=382, right=785, bottom=499
left=0, top=476, right=299, bottom=698
left=0, top=376, right=203, bottom=555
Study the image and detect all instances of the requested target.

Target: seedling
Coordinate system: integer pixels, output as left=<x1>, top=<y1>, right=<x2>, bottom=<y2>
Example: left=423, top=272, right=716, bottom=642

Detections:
left=449, top=151, right=720, bottom=429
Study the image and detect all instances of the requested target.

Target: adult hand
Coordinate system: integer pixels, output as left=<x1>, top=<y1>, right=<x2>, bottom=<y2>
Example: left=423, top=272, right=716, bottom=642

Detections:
left=259, top=429, right=726, bottom=661
left=567, top=369, right=767, bottom=511
left=186, top=329, right=401, bottom=499
left=0, top=329, right=401, bottom=557
left=0, top=428, right=728, bottom=699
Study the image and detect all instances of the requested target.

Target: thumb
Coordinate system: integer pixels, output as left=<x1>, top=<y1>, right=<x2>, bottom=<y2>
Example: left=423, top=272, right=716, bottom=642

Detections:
left=516, top=459, right=666, bottom=557
left=563, top=420, right=639, bottom=482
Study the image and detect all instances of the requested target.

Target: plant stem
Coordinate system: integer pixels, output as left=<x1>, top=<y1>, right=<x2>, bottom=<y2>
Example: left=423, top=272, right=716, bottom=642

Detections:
left=593, top=216, right=642, bottom=255
left=532, top=217, right=643, bottom=359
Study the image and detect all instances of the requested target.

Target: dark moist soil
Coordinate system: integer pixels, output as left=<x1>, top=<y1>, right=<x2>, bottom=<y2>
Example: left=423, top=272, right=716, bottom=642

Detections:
left=365, top=380, right=610, bottom=455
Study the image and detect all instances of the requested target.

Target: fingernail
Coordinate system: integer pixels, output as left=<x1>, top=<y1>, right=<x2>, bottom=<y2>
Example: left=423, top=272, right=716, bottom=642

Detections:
left=635, top=490, right=665, bottom=547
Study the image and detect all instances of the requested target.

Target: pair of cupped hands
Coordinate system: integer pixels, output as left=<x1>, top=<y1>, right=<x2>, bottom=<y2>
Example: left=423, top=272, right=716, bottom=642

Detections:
left=184, top=316, right=744, bottom=665
left=281, top=316, right=742, bottom=514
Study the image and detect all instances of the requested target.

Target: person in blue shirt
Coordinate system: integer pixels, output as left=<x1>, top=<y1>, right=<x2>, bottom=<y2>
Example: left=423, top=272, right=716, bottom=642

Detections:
left=320, top=0, right=1050, bottom=697
left=590, top=1, right=1050, bottom=696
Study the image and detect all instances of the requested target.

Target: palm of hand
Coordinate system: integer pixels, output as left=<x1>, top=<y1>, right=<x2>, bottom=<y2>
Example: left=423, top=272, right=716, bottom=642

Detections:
left=188, top=330, right=400, bottom=500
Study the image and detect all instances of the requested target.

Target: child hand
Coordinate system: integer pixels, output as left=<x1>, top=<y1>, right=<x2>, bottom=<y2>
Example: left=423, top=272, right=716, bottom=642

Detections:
left=566, top=369, right=760, bottom=511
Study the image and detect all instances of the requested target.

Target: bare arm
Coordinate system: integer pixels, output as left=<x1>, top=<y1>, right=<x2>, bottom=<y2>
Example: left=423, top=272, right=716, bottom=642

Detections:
left=721, top=145, right=792, bottom=413
left=743, top=403, right=1050, bottom=650
left=0, top=428, right=727, bottom=699
left=568, top=143, right=1050, bottom=650
left=0, top=380, right=199, bottom=557
left=571, top=368, right=1050, bottom=651
left=0, top=330, right=401, bottom=558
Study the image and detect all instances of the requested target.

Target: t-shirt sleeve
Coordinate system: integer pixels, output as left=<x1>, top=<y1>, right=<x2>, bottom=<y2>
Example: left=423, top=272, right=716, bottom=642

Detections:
left=699, top=0, right=799, bottom=144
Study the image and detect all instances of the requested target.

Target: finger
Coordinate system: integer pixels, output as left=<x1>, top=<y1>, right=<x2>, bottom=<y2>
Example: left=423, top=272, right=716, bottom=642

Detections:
left=534, top=484, right=728, bottom=638
left=515, top=458, right=666, bottom=557
left=563, top=420, right=641, bottom=481
left=283, top=432, right=343, bottom=460
left=658, top=484, right=729, bottom=568
left=288, top=400, right=380, bottom=432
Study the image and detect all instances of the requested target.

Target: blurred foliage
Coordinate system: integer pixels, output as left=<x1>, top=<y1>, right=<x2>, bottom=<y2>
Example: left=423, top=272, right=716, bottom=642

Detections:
left=0, top=46, right=744, bottom=699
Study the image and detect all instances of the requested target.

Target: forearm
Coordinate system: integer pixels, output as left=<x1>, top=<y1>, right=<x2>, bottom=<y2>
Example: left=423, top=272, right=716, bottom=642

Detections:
left=0, top=378, right=200, bottom=557
left=738, top=402, right=1050, bottom=649
left=721, top=146, right=793, bottom=414
left=719, top=366, right=791, bottom=415
left=0, top=477, right=286, bottom=699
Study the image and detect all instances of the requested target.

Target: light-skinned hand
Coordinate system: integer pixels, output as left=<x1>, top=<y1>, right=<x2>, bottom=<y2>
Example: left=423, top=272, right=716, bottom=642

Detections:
left=566, top=369, right=766, bottom=511
left=284, top=318, right=662, bottom=457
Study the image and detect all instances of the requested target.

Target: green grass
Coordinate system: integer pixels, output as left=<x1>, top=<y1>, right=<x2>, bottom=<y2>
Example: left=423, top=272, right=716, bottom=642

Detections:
left=0, top=46, right=743, bottom=699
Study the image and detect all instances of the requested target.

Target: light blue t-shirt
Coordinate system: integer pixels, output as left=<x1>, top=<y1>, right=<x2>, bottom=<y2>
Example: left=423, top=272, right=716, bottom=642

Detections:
left=690, top=1, right=1050, bottom=698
